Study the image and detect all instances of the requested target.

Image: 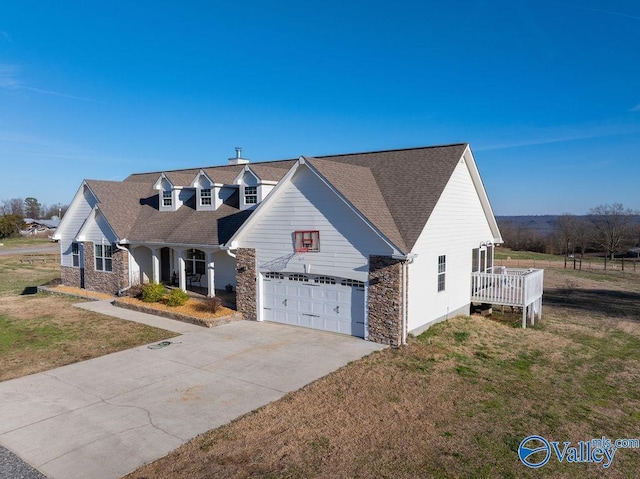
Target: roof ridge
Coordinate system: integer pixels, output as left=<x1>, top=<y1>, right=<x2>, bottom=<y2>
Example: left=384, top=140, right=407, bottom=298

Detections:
left=313, top=142, right=468, bottom=159
left=124, top=143, right=468, bottom=179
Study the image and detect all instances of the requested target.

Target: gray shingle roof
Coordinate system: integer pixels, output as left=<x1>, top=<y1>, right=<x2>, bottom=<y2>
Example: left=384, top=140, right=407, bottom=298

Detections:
left=86, top=143, right=469, bottom=251
left=311, top=143, right=468, bottom=251
left=304, top=158, right=408, bottom=252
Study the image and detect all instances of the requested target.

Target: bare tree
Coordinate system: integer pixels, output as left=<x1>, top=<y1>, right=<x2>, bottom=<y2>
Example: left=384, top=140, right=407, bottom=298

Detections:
left=556, top=214, right=577, bottom=268
left=589, top=203, right=635, bottom=261
left=1, top=198, right=25, bottom=216
left=43, top=203, right=68, bottom=219
left=573, top=217, right=591, bottom=254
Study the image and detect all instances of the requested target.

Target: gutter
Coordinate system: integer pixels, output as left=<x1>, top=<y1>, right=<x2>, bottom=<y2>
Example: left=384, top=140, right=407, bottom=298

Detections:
left=221, top=245, right=237, bottom=259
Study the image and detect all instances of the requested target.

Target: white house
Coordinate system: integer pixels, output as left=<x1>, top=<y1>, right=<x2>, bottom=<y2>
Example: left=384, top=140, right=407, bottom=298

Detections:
left=53, top=143, right=535, bottom=346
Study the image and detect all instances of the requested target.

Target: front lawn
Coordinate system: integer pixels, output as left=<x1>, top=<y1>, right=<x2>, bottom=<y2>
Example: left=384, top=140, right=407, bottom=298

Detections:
left=0, top=294, right=176, bottom=382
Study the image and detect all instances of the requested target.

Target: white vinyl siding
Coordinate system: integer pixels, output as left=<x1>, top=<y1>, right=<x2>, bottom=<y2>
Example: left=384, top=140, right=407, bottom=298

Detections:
left=59, top=185, right=98, bottom=267
left=80, top=209, right=119, bottom=245
left=238, top=166, right=395, bottom=282
left=407, top=159, right=494, bottom=332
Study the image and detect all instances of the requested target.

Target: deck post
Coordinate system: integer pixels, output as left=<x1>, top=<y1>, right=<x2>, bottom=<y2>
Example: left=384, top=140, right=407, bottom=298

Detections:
left=530, top=301, right=535, bottom=326
left=522, top=306, right=527, bottom=329
left=539, top=298, right=543, bottom=321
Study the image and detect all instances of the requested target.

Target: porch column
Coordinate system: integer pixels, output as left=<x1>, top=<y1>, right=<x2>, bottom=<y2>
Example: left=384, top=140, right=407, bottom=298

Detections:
left=151, top=248, right=160, bottom=283
left=206, top=251, right=215, bottom=297
left=178, top=251, right=186, bottom=292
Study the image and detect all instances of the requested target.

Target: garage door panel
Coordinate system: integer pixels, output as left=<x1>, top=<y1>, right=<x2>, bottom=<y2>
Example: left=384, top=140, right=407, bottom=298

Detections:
left=261, top=273, right=365, bottom=338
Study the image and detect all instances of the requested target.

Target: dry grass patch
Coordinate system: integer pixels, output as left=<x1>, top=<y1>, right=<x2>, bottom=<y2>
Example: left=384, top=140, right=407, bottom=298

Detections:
left=128, top=268, right=640, bottom=479
left=0, top=294, right=175, bottom=382
left=47, top=284, right=114, bottom=300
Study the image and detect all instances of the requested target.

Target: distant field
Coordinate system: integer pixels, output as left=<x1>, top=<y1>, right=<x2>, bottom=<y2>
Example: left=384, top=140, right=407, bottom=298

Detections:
left=495, top=248, right=640, bottom=273
left=0, top=236, right=55, bottom=249
left=494, top=248, right=562, bottom=262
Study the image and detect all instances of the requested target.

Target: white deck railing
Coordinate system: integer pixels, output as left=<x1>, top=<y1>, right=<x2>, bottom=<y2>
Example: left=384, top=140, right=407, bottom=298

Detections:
left=471, top=267, right=544, bottom=328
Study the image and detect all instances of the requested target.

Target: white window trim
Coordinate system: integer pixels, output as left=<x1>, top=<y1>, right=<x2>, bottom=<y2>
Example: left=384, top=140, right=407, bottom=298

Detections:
left=437, top=255, right=446, bottom=292
left=71, top=242, right=80, bottom=268
left=162, top=190, right=173, bottom=207
left=200, top=188, right=212, bottom=206
left=95, top=244, right=113, bottom=272
left=244, top=186, right=257, bottom=205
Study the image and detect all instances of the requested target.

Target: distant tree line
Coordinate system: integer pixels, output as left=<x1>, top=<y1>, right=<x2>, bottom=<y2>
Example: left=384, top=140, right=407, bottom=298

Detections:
left=499, top=203, right=640, bottom=263
left=0, top=197, right=69, bottom=239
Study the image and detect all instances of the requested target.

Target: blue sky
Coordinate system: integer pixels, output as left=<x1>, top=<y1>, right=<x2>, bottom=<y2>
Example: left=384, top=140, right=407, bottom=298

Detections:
left=1, top=1, right=638, bottom=215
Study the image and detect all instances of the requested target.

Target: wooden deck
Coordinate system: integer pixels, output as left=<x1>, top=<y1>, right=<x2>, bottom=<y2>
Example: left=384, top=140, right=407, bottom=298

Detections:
left=471, top=267, right=544, bottom=328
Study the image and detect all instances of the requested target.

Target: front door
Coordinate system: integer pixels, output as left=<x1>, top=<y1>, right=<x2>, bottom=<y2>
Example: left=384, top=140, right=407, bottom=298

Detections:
left=161, top=247, right=171, bottom=283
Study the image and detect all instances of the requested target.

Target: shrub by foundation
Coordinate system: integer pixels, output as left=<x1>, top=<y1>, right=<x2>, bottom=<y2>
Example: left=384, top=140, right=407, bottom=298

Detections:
left=141, top=282, right=166, bottom=303
left=165, top=289, right=189, bottom=307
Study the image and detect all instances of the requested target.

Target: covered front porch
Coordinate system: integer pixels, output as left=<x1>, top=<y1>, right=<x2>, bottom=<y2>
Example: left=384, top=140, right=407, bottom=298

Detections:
left=129, top=244, right=237, bottom=298
left=471, top=267, right=544, bottom=328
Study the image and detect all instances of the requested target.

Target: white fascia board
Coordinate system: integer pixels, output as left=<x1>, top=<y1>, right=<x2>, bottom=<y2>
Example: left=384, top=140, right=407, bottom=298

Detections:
left=51, top=181, right=90, bottom=240
left=232, top=165, right=259, bottom=185
left=190, top=169, right=214, bottom=188
left=302, top=158, right=404, bottom=255
left=127, top=240, right=222, bottom=251
left=225, top=159, right=304, bottom=247
left=259, top=180, right=278, bottom=186
left=76, top=205, right=120, bottom=243
left=153, top=173, right=173, bottom=190
left=462, top=145, right=503, bottom=244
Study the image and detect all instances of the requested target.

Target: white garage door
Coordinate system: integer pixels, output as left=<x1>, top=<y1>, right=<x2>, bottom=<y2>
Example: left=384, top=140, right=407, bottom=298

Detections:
left=262, top=273, right=366, bottom=338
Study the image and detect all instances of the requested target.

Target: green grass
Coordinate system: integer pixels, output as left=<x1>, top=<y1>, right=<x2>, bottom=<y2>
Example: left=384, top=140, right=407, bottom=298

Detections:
left=0, top=237, right=54, bottom=248
left=0, top=315, right=75, bottom=352
left=494, top=248, right=563, bottom=261
left=0, top=293, right=176, bottom=381
left=0, top=254, right=60, bottom=296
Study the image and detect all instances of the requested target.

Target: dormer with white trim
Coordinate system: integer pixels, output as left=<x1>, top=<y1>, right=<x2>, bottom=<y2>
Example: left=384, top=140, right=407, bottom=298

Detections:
left=233, top=165, right=279, bottom=211
left=192, top=170, right=215, bottom=212
left=191, top=169, right=237, bottom=211
left=154, top=174, right=176, bottom=212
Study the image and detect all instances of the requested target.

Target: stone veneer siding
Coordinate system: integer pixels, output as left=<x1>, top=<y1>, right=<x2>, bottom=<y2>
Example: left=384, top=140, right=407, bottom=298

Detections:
left=236, top=248, right=257, bottom=321
left=61, top=265, right=82, bottom=288
left=82, top=242, right=130, bottom=295
left=368, top=255, right=404, bottom=347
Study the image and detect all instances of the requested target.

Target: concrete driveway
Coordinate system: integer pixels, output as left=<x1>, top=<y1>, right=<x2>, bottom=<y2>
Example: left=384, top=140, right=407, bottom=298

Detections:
left=0, top=319, right=384, bottom=479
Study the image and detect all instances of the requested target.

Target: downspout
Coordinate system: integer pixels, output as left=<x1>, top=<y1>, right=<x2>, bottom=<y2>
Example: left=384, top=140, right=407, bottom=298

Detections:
left=401, top=260, right=408, bottom=346
left=392, top=253, right=416, bottom=346
left=114, top=242, right=133, bottom=296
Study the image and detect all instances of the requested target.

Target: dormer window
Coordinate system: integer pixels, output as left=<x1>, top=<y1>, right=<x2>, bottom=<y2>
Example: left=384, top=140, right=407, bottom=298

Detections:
left=244, top=186, right=257, bottom=205
left=162, top=190, right=172, bottom=207
left=200, top=188, right=212, bottom=206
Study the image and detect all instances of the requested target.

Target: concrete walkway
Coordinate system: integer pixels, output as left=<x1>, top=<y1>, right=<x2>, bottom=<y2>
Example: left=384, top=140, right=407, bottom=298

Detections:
left=0, top=303, right=385, bottom=479
left=75, top=300, right=204, bottom=334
